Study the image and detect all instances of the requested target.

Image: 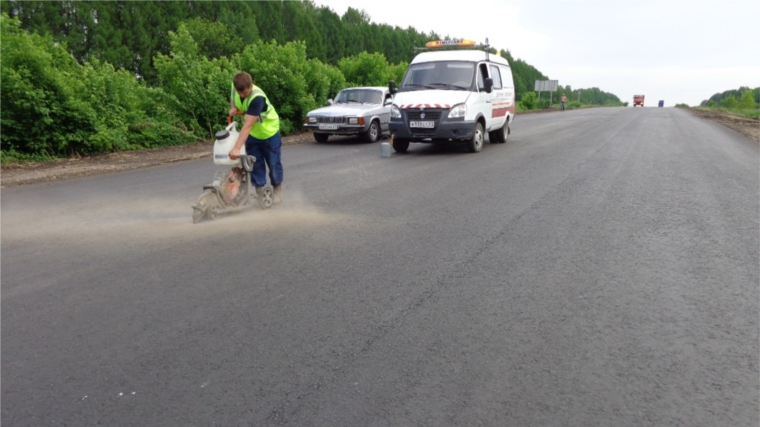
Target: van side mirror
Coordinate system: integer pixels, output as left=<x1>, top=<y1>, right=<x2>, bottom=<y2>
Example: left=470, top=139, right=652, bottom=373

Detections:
left=389, top=80, right=397, bottom=95
left=484, top=78, right=493, bottom=93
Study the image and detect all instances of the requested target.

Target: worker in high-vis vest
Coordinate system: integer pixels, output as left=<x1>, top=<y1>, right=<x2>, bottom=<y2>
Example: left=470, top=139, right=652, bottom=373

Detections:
left=228, top=71, right=283, bottom=204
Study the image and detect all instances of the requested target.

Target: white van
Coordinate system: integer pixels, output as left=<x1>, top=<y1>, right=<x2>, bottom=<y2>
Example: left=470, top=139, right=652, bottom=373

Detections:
left=388, top=47, right=515, bottom=153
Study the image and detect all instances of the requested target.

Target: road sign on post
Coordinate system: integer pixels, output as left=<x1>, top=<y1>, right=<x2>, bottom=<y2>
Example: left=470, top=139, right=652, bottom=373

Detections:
left=534, top=80, right=559, bottom=105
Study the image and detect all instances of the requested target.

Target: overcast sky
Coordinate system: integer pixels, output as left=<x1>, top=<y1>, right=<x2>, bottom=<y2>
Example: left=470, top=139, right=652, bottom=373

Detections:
left=315, top=0, right=760, bottom=107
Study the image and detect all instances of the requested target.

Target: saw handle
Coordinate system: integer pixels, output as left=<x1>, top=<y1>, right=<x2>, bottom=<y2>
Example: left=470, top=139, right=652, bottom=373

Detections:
left=227, top=110, right=245, bottom=125
left=240, top=154, right=256, bottom=172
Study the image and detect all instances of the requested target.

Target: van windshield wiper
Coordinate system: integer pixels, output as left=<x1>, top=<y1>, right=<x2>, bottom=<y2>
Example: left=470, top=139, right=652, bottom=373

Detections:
left=428, top=83, right=468, bottom=90
left=401, top=84, right=436, bottom=91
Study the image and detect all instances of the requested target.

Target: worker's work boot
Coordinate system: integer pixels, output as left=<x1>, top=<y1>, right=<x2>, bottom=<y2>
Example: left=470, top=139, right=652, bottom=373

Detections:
left=254, top=186, right=264, bottom=197
left=273, top=184, right=283, bottom=204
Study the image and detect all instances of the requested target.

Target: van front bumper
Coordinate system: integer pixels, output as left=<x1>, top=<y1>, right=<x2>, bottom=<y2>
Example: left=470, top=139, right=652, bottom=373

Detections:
left=389, top=115, right=475, bottom=141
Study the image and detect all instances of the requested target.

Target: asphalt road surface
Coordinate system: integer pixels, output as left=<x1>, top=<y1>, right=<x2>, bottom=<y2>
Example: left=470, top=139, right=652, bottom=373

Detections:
left=2, top=107, right=758, bottom=426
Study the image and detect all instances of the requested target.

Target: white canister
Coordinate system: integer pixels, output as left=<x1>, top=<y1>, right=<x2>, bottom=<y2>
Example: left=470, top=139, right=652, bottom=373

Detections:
left=213, top=122, right=246, bottom=166
left=379, top=142, right=392, bottom=157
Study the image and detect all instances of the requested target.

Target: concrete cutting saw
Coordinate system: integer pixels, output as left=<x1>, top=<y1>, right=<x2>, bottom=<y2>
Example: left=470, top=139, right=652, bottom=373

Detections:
left=191, top=118, right=273, bottom=223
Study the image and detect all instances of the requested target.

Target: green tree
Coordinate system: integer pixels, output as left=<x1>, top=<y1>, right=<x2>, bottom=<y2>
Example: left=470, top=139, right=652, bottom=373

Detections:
left=739, top=91, right=757, bottom=109
left=235, top=40, right=317, bottom=134
left=181, top=17, right=245, bottom=60
left=720, top=95, right=738, bottom=109
left=154, top=24, right=237, bottom=139
left=338, top=52, right=394, bottom=87
left=519, top=92, right=538, bottom=110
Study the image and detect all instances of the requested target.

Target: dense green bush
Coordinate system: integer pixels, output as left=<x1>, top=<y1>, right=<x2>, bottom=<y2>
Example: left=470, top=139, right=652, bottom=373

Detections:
left=338, top=52, right=395, bottom=87
left=154, top=24, right=238, bottom=139
left=739, top=91, right=757, bottom=109
left=235, top=40, right=319, bottom=134
left=720, top=96, right=739, bottom=109
left=518, top=92, right=538, bottom=110
left=1, top=13, right=195, bottom=162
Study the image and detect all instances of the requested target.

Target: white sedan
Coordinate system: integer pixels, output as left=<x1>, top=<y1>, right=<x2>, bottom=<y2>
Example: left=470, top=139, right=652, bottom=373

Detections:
left=304, top=87, right=393, bottom=143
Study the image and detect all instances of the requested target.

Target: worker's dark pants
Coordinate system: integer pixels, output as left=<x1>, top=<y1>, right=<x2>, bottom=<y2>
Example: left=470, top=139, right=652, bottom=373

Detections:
left=245, top=131, right=283, bottom=187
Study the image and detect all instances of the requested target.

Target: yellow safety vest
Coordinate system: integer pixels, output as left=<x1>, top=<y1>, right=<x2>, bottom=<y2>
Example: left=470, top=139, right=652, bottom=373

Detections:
left=231, top=83, right=280, bottom=139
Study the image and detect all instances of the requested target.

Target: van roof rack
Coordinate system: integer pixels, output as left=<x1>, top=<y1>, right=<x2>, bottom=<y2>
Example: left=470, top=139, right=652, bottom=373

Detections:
left=414, top=38, right=491, bottom=59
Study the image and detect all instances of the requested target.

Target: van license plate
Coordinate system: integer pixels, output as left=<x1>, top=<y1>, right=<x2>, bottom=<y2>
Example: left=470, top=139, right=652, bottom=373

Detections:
left=319, top=124, right=338, bottom=130
left=410, top=121, right=435, bottom=128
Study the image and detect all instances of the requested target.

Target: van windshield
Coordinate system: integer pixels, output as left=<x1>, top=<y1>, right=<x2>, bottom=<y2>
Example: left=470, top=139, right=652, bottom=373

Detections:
left=400, top=61, right=474, bottom=91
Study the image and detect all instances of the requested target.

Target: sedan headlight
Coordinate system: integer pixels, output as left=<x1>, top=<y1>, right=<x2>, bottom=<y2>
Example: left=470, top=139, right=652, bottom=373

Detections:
left=391, top=105, right=401, bottom=119
left=347, top=117, right=365, bottom=125
left=307, top=116, right=317, bottom=124
left=448, top=103, right=467, bottom=119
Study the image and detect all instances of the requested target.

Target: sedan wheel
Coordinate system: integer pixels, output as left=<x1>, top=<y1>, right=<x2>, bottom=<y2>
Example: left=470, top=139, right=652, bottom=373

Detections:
left=363, top=120, right=380, bottom=143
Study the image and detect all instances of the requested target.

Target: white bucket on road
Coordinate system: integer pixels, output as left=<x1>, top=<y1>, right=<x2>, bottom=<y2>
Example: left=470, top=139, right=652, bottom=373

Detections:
left=379, top=137, right=392, bottom=158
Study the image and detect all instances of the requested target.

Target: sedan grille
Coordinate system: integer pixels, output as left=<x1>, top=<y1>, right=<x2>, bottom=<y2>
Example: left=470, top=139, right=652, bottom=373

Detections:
left=316, top=116, right=346, bottom=124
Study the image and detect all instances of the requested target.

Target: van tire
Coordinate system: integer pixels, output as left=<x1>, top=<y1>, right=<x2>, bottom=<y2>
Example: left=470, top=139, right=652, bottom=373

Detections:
left=314, top=132, right=329, bottom=143
left=466, top=122, right=484, bottom=153
left=500, top=121, right=510, bottom=143
left=393, top=138, right=410, bottom=153
left=489, top=120, right=509, bottom=143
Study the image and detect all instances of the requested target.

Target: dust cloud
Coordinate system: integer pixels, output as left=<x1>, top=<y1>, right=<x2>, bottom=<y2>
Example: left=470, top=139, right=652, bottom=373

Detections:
left=2, top=186, right=356, bottom=248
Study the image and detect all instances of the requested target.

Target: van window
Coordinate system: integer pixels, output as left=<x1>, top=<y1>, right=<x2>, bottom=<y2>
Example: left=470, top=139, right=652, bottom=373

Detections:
left=500, top=66, right=514, bottom=89
left=401, top=61, right=475, bottom=90
left=489, top=65, right=502, bottom=89
left=477, top=63, right=489, bottom=91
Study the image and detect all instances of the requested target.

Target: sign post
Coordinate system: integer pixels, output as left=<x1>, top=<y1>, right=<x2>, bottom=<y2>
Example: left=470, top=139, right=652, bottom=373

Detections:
left=534, top=80, right=559, bottom=106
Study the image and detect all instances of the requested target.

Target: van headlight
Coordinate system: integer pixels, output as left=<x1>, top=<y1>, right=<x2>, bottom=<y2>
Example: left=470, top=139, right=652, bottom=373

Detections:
left=391, top=105, right=401, bottom=119
left=448, top=103, right=467, bottom=119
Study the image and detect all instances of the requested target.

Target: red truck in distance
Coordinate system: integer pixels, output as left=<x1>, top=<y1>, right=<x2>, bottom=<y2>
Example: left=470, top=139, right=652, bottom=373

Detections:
left=633, top=94, right=645, bottom=107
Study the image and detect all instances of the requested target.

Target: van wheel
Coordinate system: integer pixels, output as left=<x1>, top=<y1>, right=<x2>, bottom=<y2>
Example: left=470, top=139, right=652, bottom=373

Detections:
left=362, top=120, right=380, bottom=143
left=500, top=122, right=510, bottom=144
left=489, top=120, right=509, bottom=144
left=314, top=132, right=329, bottom=143
left=466, top=122, right=484, bottom=153
left=393, top=138, right=410, bottom=153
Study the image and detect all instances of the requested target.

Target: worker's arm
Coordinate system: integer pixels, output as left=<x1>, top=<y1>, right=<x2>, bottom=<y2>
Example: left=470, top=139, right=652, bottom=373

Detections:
left=229, top=114, right=259, bottom=160
left=229, top=97, right=239, bottom=118
left=229, top=96, right=266, bottom=160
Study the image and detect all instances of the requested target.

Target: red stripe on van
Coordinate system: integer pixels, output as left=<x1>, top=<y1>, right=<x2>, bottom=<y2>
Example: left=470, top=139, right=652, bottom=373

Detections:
left=491, top=105, right=515, bottom=118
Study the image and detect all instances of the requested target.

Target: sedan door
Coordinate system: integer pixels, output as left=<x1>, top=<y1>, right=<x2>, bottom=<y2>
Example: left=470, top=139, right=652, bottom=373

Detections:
left=379, top=90, right=392, bottom=131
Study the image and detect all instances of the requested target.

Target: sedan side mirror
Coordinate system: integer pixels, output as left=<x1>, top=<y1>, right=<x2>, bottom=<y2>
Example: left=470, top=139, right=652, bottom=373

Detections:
left=389, top=80, right=397, bottom=95
left=327, top=98, right=333, bottom=105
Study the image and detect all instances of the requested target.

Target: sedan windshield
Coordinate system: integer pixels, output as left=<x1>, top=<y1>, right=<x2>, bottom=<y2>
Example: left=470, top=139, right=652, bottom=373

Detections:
left=334, top=89, right=383, bottom=104
left=401, top=61, right=474, bottom=91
